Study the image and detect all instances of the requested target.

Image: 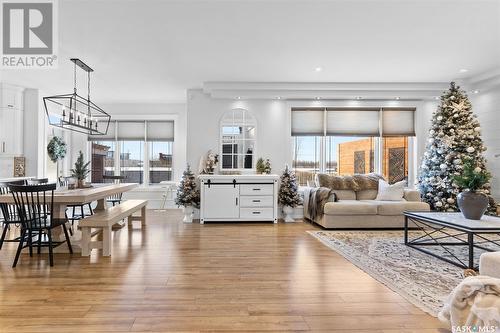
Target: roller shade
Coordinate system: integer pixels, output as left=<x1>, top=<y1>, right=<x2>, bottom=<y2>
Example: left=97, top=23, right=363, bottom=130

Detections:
left=382, top=109, right=415, bottom=136
left=117, top=121, right=145, bottom=141
left=291, top=109, right=324, bottom=136
left=326, top=109, right=380, bottom=136
left=146, top=121, right=174, bottom=141
left=88, top=121, right=116, bottom=141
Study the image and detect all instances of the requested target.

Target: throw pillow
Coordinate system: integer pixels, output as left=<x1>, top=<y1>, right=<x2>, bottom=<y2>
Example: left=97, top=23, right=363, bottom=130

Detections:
left=375, top=179, right=406, bottom=201
left=316, top=173, right=360, bottom=191
left=353, top=173, right=385, bottom=191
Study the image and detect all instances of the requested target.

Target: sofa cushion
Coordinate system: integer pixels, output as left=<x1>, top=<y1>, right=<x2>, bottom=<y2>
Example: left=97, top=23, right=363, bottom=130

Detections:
left=332, top=189, right=357, bottom=200
left=361, top=200, right=430, bottom=216
left=403, top=189, right=422, bottom=202
left=324, top=200, right=378, bottom=216
left=356, top=189, right=378, bottom=200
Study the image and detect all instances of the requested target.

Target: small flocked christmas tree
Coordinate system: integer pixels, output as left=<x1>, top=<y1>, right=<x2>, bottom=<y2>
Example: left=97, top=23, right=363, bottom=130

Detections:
left=175, top=165, right=200, bottom=208
left=418, top=82, right=495, bottom=213
left=278, top=166, right=301, bottom=208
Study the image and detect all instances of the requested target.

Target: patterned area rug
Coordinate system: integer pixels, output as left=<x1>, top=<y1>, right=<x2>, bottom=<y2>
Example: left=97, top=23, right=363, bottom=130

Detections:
left=308, top=230, right=468, bottom=317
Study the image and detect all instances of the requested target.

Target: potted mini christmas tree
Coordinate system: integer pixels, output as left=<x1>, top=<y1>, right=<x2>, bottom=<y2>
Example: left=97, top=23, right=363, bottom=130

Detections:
left=453, top=160, right=491, bottom=220
left=70, top=151, right=90, bottom=188
left=175, top=165, right=200, bottom=223
left=278, top=166, right=301, bottom=222
left=256, top=158, right=272, bottom=174
left=256, top=158, right=266, bottom=174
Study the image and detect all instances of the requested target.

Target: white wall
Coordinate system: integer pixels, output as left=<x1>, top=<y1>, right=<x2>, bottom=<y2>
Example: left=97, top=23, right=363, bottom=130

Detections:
left=187, top=90, right=289, bottom=174
left=20, top=92, right=187, bottom=183
left=187, top=89, right=430, bottom=183
left=98, top=103, right=187, bottom=181
left=470, top=89, right=500, bottom=200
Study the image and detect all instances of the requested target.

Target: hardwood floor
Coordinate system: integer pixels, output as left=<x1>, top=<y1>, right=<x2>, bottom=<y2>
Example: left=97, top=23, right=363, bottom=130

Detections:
left=0, top=210, right=449, bottom=332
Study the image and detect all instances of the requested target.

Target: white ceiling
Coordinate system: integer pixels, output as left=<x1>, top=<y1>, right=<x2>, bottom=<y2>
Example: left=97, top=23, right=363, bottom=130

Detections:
left=1, top=0, right=499, bottom=103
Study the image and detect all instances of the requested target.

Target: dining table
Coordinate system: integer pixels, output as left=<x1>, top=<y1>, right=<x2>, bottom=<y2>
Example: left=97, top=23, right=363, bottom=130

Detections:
left=0, top=183, right=138, bottom=253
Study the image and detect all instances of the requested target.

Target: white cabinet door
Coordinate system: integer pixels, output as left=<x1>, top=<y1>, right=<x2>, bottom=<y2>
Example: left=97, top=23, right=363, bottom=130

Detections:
left=202, top=184, right=239, bottom=219
left=0, top=108, right=23, bottom=155
left=1, top=87, right=22, bottom=110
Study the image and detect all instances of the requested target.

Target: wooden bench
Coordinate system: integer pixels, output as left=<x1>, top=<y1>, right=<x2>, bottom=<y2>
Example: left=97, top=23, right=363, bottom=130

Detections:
left=80, top=200, right=148, bottom=256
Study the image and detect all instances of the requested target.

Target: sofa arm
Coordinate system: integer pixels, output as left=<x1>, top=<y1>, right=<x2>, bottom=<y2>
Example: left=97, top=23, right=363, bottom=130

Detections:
left=480, top=252, right=500, bottom=278
left=403, top=189, right=422, bottom=202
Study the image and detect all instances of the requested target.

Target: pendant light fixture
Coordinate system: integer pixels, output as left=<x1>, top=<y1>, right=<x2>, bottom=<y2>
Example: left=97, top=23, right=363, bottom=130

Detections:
left=43, top=58, right=111, bottom=135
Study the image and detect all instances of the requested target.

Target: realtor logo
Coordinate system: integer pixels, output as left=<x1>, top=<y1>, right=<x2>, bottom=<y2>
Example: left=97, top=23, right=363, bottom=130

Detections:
left=1, top=0, right=58, bottom=68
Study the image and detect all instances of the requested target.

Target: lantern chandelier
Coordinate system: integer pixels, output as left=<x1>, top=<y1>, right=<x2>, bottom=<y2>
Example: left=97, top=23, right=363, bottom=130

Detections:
left=43, top=58, right=111, bottom=135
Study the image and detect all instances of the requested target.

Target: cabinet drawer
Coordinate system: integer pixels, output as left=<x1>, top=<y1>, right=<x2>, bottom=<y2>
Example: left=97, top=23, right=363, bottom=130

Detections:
left=240, top=196, right=273, bottom=207
left=240, top=184, right=273, bottom=196
left=240, top=208, right=274, bottom=220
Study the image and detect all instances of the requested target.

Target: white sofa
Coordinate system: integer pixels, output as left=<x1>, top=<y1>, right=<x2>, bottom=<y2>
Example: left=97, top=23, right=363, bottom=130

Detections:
left=480, top=252, right=500, bottom=278
left=304, top=173, right=430, bottom=229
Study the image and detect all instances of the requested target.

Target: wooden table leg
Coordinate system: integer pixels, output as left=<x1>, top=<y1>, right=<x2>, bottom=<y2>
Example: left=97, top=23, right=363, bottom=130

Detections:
left=141, top=206, right=146, bottom=227
left=102, top=227, right=112, bottom=256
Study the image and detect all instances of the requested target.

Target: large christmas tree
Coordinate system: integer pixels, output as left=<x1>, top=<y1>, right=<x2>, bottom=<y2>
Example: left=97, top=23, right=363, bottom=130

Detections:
left=418, top=82, right=494, bottom=213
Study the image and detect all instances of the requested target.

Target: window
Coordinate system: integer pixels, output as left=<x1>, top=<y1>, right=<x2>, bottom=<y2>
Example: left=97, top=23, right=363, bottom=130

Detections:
left=292, top=136, right=321, bottom=186
left=149, top=141, right=173, bottom=184
left=326, top=136, right=375, bottom=176
left=381, top=136, right=409, bottom=184
left=120, top=141, right=144, bottom=184
left=291, top=107, right=415, bottom=185
left=91, top=141, right=116, bottom=183
left=88, top=120, right=174, bottom=184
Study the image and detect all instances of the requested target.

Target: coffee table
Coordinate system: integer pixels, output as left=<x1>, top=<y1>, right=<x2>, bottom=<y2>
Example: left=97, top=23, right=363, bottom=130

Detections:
left=404, top=211, right=500, bottom=270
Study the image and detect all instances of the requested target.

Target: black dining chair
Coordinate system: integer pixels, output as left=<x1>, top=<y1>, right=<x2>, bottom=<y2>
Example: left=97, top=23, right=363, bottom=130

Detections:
left=27, top=178, right=49, bottom=185
left=9, top=182, right=73, bottom=267
left=0, top=180, right=26, bottom=250
left=102, top=175, right=126, bottom=206
left=58, top=177, right=93, bottom=229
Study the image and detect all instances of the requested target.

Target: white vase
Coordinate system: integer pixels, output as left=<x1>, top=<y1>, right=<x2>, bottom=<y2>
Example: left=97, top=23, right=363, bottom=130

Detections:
left=183, top=205, right=194, bottom=223
left=283, top=206, right=295, bottom=222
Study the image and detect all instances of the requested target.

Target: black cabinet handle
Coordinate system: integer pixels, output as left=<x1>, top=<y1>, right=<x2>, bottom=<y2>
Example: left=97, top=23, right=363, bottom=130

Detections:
left=235, top=197, right=238, bottom=206
left=252, top=211, right=261, bottom=214
left=252, top=200, right=261, bottom=203
left=252, top=188, right=261, bottom=191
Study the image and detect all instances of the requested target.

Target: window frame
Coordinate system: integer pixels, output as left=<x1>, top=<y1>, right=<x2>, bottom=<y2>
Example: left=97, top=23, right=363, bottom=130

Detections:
left=88, top=120, right=175, bottom=185
left=290, top=107, right=416, bottom=185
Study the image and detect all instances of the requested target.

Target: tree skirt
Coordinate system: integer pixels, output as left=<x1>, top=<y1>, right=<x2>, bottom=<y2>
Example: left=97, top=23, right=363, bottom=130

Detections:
left=308, top=230, right=467, bottom=317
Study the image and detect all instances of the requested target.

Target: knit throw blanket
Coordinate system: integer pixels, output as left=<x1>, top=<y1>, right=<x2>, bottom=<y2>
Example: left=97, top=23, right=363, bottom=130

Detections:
left=439, top=276, right=500, bottom=331
left=303, top=187, right=334, bottom=221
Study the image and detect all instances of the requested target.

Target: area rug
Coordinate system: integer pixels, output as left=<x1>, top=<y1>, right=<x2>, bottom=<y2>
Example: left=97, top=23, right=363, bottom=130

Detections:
left=308, top=230, right=468, bottom=317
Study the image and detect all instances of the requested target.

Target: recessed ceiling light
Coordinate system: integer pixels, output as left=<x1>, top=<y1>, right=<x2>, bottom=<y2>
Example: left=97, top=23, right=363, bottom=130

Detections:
left=472, top=90, right=480, bottom=94
left=236, top=96, right=241, bottom=100
left=459, top=69, right=469, bottom=73
left=315, top=97, right=321, bottom=100
left=315, top=67, right=323, bottom=72
left=275, top=96, right=281, bottom=100
left=395, top=97, right=401, bottom=100
left=434, top=96, right=440, bottom=100
left=355, top=96, right=362, bottom=100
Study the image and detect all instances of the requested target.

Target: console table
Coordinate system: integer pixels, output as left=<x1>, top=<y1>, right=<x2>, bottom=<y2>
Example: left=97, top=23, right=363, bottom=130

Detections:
left=199, top=174, right=279, bottom=223
left=404, top=211, right=500, bottom=269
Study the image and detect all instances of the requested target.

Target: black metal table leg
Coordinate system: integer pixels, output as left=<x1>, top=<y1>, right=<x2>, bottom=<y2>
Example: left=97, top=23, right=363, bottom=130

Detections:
left=404, top=216, right=409, bottom=245
left=468, top=232, right=474, bottom=269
